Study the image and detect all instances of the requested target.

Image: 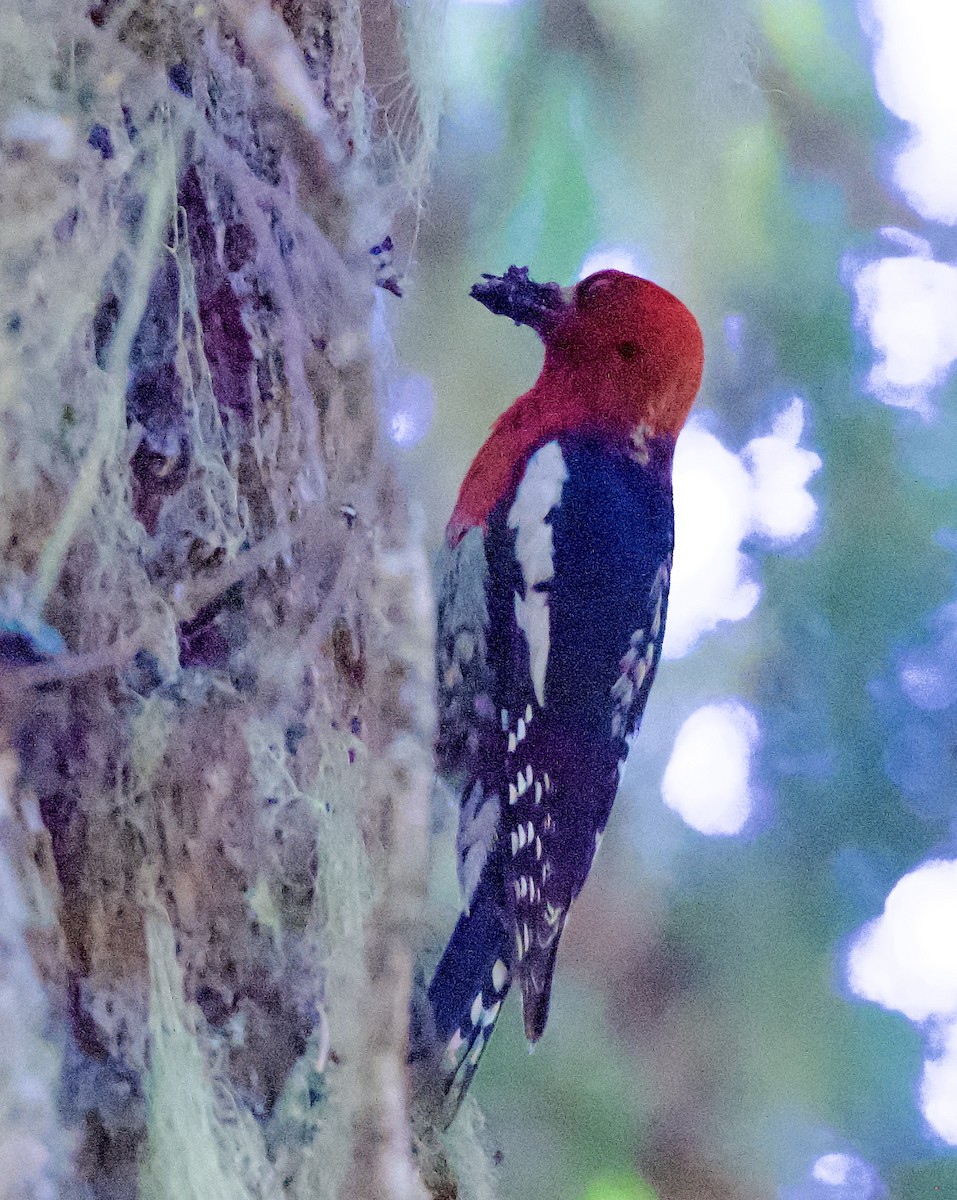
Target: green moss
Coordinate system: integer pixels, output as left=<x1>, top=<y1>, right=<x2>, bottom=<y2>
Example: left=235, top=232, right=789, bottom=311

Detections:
left=141, top=913, right=274, bottom=1200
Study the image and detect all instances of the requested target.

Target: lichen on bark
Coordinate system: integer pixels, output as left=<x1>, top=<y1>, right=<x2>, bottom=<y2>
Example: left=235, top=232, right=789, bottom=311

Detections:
left=0, top=2, right=486, bottom=1198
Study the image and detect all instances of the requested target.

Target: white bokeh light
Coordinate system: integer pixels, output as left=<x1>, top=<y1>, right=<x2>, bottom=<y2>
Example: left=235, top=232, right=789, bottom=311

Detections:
left=661, top=701, right=759, bottom=836
left=384, top=373, right=435, bottom=447
left=853, top=254, right=957, bottom=411
left=665, top=400, right=820, bottom=658
left=800, top=1152, right=884, bottom=1198
left=898, top=655, right=957, bottom=711
left=921, top=1018, right=957, bottom=1145
left=864, top=0, right=957, bottom=223
left=812, top=1153, right=855, bottom=1186
left=744, top=399, right=823, bottom=544
left=849, top=859, right=957, bottom=1147
left=847, top=858, right=957, bottom=1022
left=577, top=245, right=647, bottom=280
left=666, top=424, right=758, bottom=657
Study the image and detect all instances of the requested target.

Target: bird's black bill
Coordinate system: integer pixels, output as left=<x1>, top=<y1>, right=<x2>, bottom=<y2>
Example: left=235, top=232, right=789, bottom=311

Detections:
left=470, top=265, right=567, bottom=338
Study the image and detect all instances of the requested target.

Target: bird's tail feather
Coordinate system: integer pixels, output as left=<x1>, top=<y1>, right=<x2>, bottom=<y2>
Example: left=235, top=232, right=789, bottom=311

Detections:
left=410, top=874, right=512, bottom=1127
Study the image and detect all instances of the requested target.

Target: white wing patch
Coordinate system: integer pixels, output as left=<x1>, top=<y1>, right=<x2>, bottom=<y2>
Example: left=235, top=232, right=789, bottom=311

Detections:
left=507, top=441, right=568, bottom=706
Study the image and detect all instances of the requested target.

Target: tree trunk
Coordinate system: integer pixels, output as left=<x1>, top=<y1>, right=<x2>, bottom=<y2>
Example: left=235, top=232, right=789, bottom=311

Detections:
left=0, top=2, right=472, bottom=1197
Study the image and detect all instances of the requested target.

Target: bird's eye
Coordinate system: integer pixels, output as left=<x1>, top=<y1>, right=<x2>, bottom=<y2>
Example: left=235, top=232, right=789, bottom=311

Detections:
left=617, top=341, right=639, bottom=360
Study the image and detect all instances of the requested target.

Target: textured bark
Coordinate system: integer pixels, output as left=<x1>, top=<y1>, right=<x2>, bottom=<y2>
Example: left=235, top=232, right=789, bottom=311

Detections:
left=0, top=2, right=458, bottom=1198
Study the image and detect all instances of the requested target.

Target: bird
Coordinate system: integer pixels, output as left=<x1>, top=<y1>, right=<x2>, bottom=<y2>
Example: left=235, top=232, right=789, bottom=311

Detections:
left=415, top=264, right=704, bottom=1126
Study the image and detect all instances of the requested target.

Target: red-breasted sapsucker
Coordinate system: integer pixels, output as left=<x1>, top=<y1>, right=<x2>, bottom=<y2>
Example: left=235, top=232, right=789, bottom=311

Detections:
left=415, top=266, right=703, bottom=1125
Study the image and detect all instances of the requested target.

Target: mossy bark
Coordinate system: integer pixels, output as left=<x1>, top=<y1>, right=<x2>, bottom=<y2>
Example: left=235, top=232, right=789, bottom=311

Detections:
left=0, top=3, right=471, bottom=1198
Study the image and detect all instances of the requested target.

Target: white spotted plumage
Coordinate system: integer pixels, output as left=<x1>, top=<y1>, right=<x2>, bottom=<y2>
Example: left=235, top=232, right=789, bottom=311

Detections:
left=418, top=266, right=701, bottom=1129
left=456, top=781, right=500, bottom=908
left=609, top=559, right=670, bottom=742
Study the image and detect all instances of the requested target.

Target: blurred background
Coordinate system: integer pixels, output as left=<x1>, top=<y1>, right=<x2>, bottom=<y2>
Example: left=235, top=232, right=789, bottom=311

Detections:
left=386, top=1, right=957, bottom=1196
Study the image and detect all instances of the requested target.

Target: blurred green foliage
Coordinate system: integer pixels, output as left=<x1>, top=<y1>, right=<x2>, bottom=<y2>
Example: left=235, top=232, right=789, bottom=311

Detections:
left=393, top=0, right=957, bottom=1195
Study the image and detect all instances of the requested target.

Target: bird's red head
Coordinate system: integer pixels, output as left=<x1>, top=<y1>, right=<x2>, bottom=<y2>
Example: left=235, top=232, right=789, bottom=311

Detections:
left=448, top=267, right=704, bottom=543
left=541, top=269, right=703, bottom=440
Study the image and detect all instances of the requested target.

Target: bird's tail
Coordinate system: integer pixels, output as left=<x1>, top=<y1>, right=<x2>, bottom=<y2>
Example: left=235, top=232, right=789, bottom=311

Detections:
left=409, top=874, right=512, bottom=1128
